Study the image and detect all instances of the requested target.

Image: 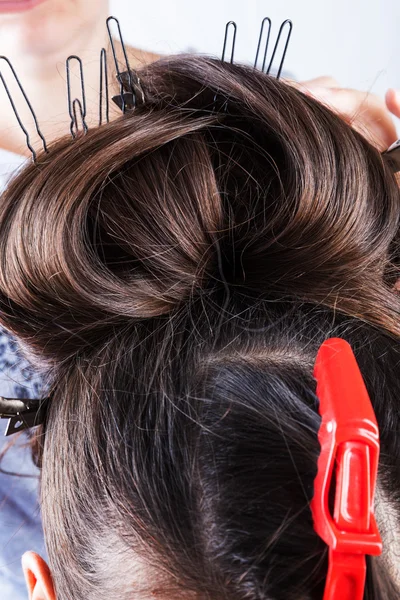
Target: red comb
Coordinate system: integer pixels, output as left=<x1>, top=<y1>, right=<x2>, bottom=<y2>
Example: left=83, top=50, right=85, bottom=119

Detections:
left=311, top=338, right=382, bottom=600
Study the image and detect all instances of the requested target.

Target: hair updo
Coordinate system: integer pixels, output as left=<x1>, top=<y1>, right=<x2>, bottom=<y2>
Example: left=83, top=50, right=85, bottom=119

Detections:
left=1, top=55, right=400, bottom=599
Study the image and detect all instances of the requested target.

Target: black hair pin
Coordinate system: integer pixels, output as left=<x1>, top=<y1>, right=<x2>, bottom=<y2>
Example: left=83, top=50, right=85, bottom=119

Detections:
left=0, top=396, right=49, bottom=437
left=106, top=15, right=144, bottom=112
left=213, top=21, right=238, bottom=112
left=66, top=55, right=88, bottom=138
left=0, top=56, right=48, bottom=161
left=222, top=20, right=237, bottom=64
left=254, top=17, right=272, bottom=72
left=255, top=18, right=293, bottom=79
left=99, top=48, right=110, bottom=126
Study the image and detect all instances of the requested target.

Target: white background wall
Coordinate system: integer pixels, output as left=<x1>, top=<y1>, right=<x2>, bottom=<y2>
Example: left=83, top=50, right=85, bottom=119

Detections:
left=109, top=0, right=400, bottom=100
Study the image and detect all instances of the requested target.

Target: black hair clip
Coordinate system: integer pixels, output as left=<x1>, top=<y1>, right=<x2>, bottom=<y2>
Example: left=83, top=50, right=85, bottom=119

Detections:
left=0, top=396, right=48, bottom=437
left=111, top=69, right=145, bottom=111
left=383, top=139, right=400, bottom=173
left=254, top=18, right=293, bottom=80
left=106, top=16, right=145, bottom=112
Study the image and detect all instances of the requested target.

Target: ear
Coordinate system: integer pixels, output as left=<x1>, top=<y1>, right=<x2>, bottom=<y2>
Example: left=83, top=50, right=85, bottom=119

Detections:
left=22, top=552, right=56, bottom=600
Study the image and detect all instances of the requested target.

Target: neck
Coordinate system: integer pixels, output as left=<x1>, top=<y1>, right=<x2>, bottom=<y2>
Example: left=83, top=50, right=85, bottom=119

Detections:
left=5, top=7, right=109, bottom=80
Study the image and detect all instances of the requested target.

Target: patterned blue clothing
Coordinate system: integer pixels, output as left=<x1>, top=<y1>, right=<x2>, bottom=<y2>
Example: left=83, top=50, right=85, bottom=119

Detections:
left=0, top=327, right=45, bottom=600
left=0, top=151, right=45, bottom=599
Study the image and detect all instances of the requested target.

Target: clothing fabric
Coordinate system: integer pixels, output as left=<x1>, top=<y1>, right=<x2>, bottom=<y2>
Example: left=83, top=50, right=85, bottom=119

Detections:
left=0, top=150, right=45, bottom=600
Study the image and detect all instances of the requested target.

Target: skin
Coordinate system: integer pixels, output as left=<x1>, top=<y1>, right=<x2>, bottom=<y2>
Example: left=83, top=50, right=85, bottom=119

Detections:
left=0, top=0, right=158, bottom=155
left=22, top=553, right=55, bottom=600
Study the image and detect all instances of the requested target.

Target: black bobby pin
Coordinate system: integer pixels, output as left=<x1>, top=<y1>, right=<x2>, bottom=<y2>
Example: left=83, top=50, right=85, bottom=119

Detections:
left=213, top=21, right=238, bottom=112
left=254, top=17, right=272, bottom=71
left=106, top=15, right=135, bottom=113
left=66, top=55, right=88, bottom=138
left=72, top=99, right=86, bottom=135
left=99, top=48, right=110, bottom=126
left=221, top=20, right=237, bottom=63
left=265, top=19, right=293, bottom=80
left=0, top=56, right=48, bottom=161
left=0, top=396, right=49, bottom=436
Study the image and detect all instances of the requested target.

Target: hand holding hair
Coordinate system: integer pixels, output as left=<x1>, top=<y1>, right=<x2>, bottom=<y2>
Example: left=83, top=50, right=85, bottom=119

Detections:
left=293, top=76, right=400, bottom=150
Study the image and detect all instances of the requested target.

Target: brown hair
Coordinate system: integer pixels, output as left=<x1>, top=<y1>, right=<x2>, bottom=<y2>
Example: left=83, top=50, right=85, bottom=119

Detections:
left=1, top=55, right=400, bottom=599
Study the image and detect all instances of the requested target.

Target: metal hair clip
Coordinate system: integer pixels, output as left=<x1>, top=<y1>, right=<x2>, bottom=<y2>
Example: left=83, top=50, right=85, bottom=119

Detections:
left=311, top=338, right=382, bottom=600
left=112, top=69, right=145, bottom=112
left=254, top=18, right=293, bottom=79
left=106, top=15, right=145, bottom=112
left=383, top=139, right=400, bottom=173
left=66, top=55, right=88, bottom=138
left=0, top=56, right=48, bottom=161
left=0, top=396, right=49, bottom=437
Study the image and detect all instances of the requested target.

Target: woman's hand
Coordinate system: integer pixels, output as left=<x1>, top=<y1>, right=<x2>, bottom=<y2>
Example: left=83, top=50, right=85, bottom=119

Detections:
left=291, top=76, right=400, bottom=151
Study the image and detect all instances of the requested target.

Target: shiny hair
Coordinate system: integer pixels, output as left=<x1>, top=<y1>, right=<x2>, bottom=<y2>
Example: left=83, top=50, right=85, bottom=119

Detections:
left=1, top=55, right=400, bottom=599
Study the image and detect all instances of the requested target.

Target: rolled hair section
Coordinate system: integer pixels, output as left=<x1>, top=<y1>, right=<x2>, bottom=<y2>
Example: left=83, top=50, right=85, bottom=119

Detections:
left=0, top=111, right=223, bottom=358
left=0, top=56, right=398, bottom=364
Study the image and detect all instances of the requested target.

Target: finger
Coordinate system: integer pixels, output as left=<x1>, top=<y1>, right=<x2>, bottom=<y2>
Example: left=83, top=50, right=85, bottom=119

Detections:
left=385, top=88, right=400, bottom=120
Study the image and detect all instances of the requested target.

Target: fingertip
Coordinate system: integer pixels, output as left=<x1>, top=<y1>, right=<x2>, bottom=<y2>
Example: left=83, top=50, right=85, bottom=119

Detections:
left=386, top=88, right=400, bottom=117
left=385, top=88, right=395, bottom=103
